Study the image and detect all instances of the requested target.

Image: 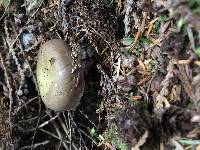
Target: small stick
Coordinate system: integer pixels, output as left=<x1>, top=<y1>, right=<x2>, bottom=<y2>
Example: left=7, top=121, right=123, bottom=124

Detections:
left=48, top=112, right=69, bottom=150
left=0, top=53, right=13, bottom=136
left=58, top=112, right=78, bottom=150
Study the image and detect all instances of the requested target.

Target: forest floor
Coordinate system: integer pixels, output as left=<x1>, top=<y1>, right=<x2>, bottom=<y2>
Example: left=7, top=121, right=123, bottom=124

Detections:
left=0, top=0, right=200, bottom=150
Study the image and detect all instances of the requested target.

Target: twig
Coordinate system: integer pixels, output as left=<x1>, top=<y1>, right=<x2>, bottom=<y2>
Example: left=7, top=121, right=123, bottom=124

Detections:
left=154, top=60, right=175, bottom=117
left=11, top=21, right=39, bottom=93
left=16, top=97, right=38, bottom=112
left=176, top=63, right=194, bottom=99
left=124, top=0, right=134, bottom=36
left=129, top=12, right=147, bottom=51
left=67, top=112, right=72, bottom=150
left=77, top=126, right=98, bottom=145
left=9, top=21, right=43, bottom=148
left=68, top=112, right=89, bottom=150
left=146, top=70, right=157, bottom=105
left=79, top=110, right=97, bottom=128
left=56, top=141, right=62, bottom=150
left=10, top=0, right=44, bottom=49
left=31, top=113, right=42, bottom=150
left=40, top=129, right=69, bottom=143
left=170, top=138, right=184, bottom=150
left=48, top=113, right=69, bottom=150
left=131, top=130, right=149, bottom=150
left=0, top=53, right=13, bottom=136
left=38, top=113, right=59, bottom=128
left=117, top=57, right=121, bottom=77
left=0, top=2, right=10, bottom=21
left=59, top=0, right=72, bottom=33
left=58, top=112, right=78, bottom=150
left=18, top=116, right=39, bottom=124
left=186, top=27, right=195, bottom=51
left=19, top=140, right=50, bottom=150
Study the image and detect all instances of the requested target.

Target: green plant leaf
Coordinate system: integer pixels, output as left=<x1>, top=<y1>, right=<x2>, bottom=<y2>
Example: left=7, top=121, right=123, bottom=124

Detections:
left=195, top=47, right=200, bottom=57
left=90, top=127, right=96, bottom=136
left=123, top=37, right=134, bottom=46
left=177, top=18, right=185, bottom=31
left=179, top=139, right=200, bottom=145
left=98, top=135, right=104, bottom=141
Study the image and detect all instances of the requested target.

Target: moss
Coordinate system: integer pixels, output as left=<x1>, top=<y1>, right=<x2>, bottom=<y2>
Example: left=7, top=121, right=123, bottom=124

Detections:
left=187, top=0, right=200, bottom=15
left=103, top=123, right=128, bottom=150
left=0, top=0, right=10, bottom=8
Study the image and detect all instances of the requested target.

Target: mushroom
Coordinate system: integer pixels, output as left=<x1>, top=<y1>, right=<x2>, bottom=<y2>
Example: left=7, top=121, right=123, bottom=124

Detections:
left=36, top=39, right=85, bottom=111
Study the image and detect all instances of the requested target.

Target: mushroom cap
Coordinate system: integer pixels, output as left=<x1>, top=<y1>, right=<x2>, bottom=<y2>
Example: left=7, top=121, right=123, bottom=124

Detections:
left=36, top=39, right=85, bottom=111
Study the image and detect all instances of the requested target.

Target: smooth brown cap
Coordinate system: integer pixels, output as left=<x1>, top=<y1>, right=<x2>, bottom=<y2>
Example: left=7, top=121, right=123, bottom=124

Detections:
left=36, top=39, right=84, bottom=111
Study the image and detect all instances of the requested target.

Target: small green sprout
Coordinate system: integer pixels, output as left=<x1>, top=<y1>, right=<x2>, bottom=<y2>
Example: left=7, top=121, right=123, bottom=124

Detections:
left=123, top=37, right=134, bottom=46
left=90, top=127, right=104, bottom=141
left=177, top=17, right=185, bottom=31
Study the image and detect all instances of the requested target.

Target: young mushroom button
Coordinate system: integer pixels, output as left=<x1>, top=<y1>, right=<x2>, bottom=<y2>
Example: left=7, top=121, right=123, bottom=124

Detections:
left=36, top=39, right=85, bottom=111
